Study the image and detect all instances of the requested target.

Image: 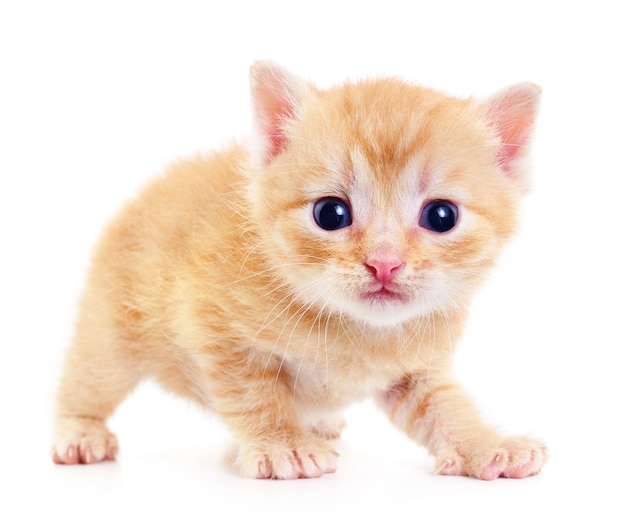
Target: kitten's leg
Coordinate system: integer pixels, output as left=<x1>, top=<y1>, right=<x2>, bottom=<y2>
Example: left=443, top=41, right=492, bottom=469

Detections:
left=378, top=373, right=547, bottom=480
left=298, top=404, right=347, bottom=440
left=308, top=416, right=346, bottom=440
left=52, top=329, right=140, bottom=465
left=201, top=356, right=339, bottom=479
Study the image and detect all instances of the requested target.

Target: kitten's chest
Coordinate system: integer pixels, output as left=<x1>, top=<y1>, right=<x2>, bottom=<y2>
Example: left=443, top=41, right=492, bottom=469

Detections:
left=245, top=310, right=449, bottom=404
left=278, top=339, right=414, bottom=406
left=280, top=360, right=373, bottom=406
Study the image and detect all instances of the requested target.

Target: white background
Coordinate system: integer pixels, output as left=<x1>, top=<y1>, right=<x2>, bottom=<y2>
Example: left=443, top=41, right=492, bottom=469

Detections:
left=1, top=1, right=624, bottom=528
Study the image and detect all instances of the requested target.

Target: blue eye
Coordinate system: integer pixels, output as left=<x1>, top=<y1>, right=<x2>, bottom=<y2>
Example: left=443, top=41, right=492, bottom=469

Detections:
left=313, top=197, right=352, bottom=231
left=419, top=200, right=458, bottom=233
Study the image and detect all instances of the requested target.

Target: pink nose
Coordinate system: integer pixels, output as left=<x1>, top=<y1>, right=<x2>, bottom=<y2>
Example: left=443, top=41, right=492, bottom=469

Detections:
left=365, top=257, right=404, bottom=284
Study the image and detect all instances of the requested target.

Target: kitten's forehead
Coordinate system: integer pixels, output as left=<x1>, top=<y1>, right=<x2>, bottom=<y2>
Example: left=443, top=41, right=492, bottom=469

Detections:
left=340, top=145, right=474, bottom=233
left=348, top=148, right=422, bottom=227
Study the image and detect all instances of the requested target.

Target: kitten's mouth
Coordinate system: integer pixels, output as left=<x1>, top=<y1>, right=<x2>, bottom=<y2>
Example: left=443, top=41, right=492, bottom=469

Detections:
left=362, top=286, right=407, bottom=305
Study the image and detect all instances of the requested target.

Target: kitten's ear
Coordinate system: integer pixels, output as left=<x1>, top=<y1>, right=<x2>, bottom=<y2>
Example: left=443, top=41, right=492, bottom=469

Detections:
left=249, top=61, right=314, bottom=164
left=481, top=82, right=541, bottom=183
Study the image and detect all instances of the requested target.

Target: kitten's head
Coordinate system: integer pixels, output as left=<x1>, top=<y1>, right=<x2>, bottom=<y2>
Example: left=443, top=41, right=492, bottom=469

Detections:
left=246, top=61, right=540, bottom=327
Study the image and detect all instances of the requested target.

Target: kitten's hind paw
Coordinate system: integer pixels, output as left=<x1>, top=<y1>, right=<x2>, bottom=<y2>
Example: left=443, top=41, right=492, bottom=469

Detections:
left=52, top=418, right=118, bottom=465
left=236, top=437, right=339, bottom=479
left=435, top=437, right=547, bottom=480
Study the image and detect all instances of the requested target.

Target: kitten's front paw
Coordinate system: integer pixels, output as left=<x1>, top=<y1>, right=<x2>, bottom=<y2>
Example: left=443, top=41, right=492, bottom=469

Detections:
left=52, top=418, right=118, bottom=465
left=435, top=437, right=547, bottom=480
left=236, top=437, right=339, bottom=479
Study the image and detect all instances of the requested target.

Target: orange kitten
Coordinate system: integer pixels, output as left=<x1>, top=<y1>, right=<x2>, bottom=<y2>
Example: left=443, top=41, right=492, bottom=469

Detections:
left=52, top=61, right=547, bottom=480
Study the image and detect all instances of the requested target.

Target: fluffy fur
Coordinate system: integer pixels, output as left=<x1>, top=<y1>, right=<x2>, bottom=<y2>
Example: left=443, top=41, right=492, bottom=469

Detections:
left=52, top=61, right=547, bottom=480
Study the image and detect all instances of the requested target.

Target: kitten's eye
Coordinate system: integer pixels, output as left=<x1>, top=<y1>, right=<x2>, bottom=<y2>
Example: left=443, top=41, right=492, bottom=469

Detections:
left=313, top=197, right=352, bottom=231
left=419, top=200, right=458, bottom=233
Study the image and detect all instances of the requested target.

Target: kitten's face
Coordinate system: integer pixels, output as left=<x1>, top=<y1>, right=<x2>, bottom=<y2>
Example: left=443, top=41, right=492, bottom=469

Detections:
left=248, top=66, right=537, bottom=327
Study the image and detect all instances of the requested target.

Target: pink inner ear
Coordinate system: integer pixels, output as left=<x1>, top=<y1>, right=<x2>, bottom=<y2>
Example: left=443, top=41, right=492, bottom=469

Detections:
left=494, top=108, right=535, bottom=172
left=496, top=132, right=527, bottom=172
left=257, top=100, right=292, bottom=161
left=484, top=83, right=540, bottom=174
left=267, top=131, right=288, bottom=161
left=250, top=62, right=311, bottom=164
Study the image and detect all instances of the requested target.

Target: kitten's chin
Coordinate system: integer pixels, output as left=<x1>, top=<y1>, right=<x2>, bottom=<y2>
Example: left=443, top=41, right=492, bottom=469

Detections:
left=362, top=287, right=406, bottom=305
left=342, top=293, right=429, bottom=328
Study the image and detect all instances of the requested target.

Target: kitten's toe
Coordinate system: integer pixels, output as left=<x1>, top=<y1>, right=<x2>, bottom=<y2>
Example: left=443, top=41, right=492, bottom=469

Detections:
left=434, top=450, right=464, bottom=476
left=499, top=438, right=548, bottom=479
left=52, top=419, right=118, bottom=465
left=237, top=437, right=339, bottom=479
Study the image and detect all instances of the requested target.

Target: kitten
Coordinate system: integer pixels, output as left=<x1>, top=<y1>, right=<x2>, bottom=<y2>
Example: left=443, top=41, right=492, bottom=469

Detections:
left=52, top=61, right=547, bottom=480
